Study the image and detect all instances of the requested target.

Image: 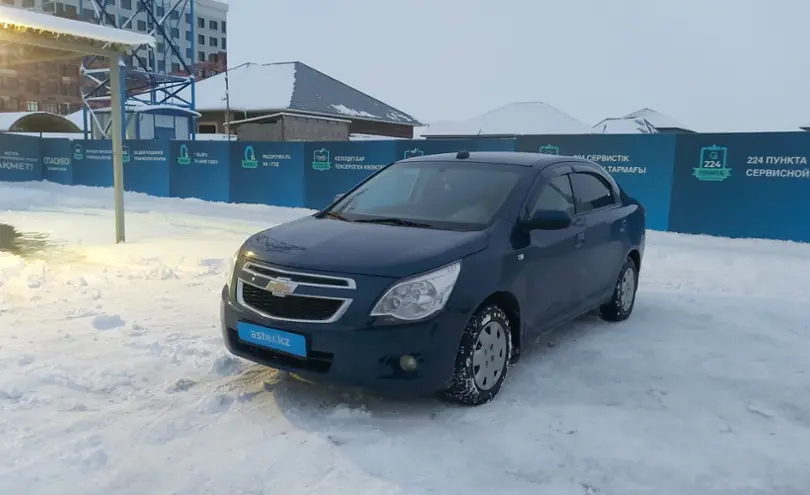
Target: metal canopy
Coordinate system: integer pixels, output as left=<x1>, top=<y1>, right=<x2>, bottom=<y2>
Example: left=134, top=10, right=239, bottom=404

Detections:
left=0, top=5, right=154, bottom=46
left=0, top=5, right=156, bottom=244
left=78, top=0, right=199, bottom=141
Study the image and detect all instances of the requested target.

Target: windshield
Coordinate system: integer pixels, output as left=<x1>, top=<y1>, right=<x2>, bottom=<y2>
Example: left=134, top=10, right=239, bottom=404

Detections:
left=323, top=160, right=527, bottom=230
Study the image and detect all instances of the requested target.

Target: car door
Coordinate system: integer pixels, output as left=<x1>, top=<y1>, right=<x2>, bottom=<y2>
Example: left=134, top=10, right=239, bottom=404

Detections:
left=519, top=169, right=585, bottom=332
left=569, top=170, right=625, bottom=306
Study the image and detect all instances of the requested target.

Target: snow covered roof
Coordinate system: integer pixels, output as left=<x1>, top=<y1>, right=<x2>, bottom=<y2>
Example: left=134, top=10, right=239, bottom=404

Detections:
left=349, top=133, right=409, bottom=141
left=0, top=111, right=80, bottom=132
left=622, top=108, right=690, bottom=131
left=192, top=62, right=295, bottom=113
left=593, top=116, right=658, bottom=134
left=188, top=61, right=422, bottom=126
left=93, top=103, right=201, bottom=117
left=421, top=101, right=594, bottom=137
left=0, top=4, right=155, bottom=50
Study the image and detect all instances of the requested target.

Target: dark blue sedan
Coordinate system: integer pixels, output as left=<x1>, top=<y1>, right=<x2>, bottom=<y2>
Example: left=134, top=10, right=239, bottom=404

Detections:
left=220, top=151, right=645, bottom=405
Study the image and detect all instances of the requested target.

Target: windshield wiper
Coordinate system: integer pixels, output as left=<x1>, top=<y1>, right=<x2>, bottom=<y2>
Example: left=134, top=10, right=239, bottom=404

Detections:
left=320, top=211, right=350, bottom=221
left=354, top=217, right=434, bottom=228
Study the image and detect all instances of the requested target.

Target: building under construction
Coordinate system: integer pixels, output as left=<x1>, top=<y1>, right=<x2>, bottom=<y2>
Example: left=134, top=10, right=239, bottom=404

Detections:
left=0, top=0, right=227, bottom=117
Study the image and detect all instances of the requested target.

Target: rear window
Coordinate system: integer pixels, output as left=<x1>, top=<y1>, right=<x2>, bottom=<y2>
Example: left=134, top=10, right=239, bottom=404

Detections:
left=328, top=160, right=527, bottom=230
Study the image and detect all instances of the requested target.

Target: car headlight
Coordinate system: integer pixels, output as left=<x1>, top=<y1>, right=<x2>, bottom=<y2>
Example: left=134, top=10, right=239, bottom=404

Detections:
left=225, top=248, right=240, bottom=289
left=370, top=261, right=461, bottom=321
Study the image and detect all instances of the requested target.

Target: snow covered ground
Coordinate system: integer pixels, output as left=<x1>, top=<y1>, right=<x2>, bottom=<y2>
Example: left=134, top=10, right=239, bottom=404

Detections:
left=1, top=181, right=809, bottom=495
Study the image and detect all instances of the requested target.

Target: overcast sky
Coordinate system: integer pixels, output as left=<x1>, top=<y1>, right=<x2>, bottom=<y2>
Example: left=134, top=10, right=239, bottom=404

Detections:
left=222, top=0, right=809, bottom=132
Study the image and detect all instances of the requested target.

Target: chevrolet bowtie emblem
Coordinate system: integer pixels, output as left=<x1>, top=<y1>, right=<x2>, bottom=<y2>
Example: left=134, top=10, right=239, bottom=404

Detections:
left=265, top=278, right=297, bottom=297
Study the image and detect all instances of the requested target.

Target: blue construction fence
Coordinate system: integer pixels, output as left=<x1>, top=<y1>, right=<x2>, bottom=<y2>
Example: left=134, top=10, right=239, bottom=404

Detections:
left=2, top=132, right=810, bottom=242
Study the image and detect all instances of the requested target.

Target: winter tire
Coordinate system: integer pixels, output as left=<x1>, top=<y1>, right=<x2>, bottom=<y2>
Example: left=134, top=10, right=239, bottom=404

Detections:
left=444, top=304, right=513, bottom=406
left=599, top=256, right=638, bottom=322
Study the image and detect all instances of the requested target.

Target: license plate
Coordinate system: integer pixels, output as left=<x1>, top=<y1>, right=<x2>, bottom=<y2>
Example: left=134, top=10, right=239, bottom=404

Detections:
left=236, top=321, right=307, bottom=358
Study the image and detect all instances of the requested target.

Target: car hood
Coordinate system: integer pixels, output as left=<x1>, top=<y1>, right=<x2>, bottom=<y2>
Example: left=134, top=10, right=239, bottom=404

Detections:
left=244, top=215, right=489, bottom=278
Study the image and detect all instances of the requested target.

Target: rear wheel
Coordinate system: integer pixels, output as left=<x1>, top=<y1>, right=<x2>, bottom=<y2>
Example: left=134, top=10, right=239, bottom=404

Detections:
left=443, top=305, right=512, bottom=406
left=599, top=256, right=638, bottom=322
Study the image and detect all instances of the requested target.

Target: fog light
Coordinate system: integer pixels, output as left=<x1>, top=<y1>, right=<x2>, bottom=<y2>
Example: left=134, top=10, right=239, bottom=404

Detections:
left=399, top=355, right=418, bottom=371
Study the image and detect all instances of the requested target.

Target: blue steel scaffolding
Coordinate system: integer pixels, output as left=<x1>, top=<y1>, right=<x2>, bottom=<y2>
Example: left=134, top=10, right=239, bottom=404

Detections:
left=77, top=0, right=196, bottom=139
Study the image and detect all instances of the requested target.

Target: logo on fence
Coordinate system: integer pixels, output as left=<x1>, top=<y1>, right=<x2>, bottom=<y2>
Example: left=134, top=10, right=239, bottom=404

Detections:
left=403, top=148, right=424, bottom=159
left=122, top=145, right=130, bottom=163
left=694, top=145, right=731, bottom=182
left=73, top=143, right=83, bottom=160
left=312, top=148, right=331, bottom=171
left=177, top=144, right=191, bottom=165
left=539, top=145, right=559, bottom=155
left=241, top=145, right=258, bottom=169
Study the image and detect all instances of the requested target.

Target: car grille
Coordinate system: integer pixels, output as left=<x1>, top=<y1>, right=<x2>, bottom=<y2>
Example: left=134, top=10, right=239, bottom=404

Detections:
left=242, top=262, right=354, bottom=288
left=239, top=281, right=346, bottom=322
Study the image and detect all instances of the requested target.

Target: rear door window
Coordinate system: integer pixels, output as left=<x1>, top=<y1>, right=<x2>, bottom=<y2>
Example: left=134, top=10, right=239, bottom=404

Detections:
left=570, top=172, right=616, bottom=213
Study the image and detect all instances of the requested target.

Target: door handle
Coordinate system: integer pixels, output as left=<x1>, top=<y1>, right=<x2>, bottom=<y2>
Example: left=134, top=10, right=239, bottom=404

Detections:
left=620, top=219, right=628, bottom=232
left=575, top=232, right=585, bottom=247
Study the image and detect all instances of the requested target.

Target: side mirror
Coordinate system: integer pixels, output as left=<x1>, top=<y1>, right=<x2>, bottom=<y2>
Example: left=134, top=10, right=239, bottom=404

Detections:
left=522, top=210, right=572, bottom=230
left=333, top=193, right=345, bottom=202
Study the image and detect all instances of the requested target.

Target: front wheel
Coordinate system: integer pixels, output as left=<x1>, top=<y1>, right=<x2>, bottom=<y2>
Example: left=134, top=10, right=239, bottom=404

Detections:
left=599, top=256, right=638, bottom=322
left=443, top=305, right=513, bottom=406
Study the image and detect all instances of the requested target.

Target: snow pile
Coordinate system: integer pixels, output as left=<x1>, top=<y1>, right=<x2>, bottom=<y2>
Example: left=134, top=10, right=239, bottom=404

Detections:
left=1, top=181, right=809, bottom=494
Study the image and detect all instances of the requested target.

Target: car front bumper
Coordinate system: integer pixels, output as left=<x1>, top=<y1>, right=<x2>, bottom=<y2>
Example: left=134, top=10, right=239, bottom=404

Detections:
left=220, top=285, right=467, bottom=395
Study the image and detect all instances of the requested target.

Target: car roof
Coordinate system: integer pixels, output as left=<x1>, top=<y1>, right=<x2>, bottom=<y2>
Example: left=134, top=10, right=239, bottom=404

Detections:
left=397, top=151, right=589, bottom=169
